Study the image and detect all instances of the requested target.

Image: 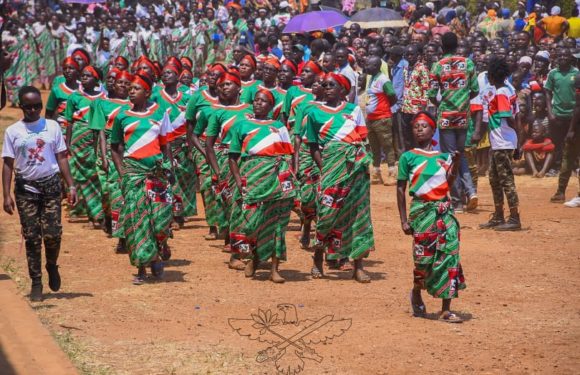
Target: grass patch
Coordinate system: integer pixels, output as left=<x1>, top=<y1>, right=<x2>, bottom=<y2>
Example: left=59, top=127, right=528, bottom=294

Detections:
left=53, top=330, right=114, bottom=375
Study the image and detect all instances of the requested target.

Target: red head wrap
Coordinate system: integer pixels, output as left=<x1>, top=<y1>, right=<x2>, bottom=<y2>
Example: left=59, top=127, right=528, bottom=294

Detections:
left=179, top=69, right=193, bottom=79
left=131, top=73, right=153, bottom=92
left=180, top=57, right=193, bottom=70
left=72, top=49, right=91, bottom=65
left=303, top=60, right=323, bottom=76
left=107, top=67, right=121, bottom=78
left=114, top=56, right=129, bottom=68
left=256, top=88, right=275, bottom=106
left=328, top=73, right=351, bottom=92
left=62, top=56, right=79, bottom=70
left=264, top=57, right=281, bottom=70
left=218, top=70, right=241, bottom=86
left=163, top=63, right=180, bottom=75
left=138, top=58, right=157, bottom=73
left=240, top=54, right=257, bottom=68
left=165, top=56, right=182, bottom=71
left=413, top=113, right=436, bottom=129
left=83, top=66, right=102, bottom=81
left=282, top=59, right=297, bottom=74
left=210, top=63, right=227, bottom=74
left=117, top=70, right=134, bottom=82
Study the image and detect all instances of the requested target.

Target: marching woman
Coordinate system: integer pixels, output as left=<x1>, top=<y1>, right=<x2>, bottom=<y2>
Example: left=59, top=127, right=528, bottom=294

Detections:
left=238, top=54, right=261, bottom=101
left=64, top=65, right=106, bottom=226
left=396, top=111, right=465, bottom=323
left=228, top=89, right=296, bottom=283
left=178, top=68, right=198, bottom=95
left=204, top=70, right=253, bottom=269
left=112, top=56, right=130, bottom=71
left=282, top=60, right=322, bottom=127
left=186, top=64, right=224, bottom=240
left=45, top=57, right=80, bottom=136
left=292, top=73, right=326, bottom=248
left=110, top=72, right=174, bottom=285
left=278, top=60, right=298, bottom=91
left=53, top=48, right=92, bottom=87
left=88, top=71, right=132, bottom=252
left=306, top=73, right=375, bottom=283
left=152, top=61, right=197, bottom=228
left=241, top=58, right=286, bottom=119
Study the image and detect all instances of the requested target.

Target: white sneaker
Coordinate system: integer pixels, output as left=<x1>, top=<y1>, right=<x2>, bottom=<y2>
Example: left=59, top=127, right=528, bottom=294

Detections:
left=563, top=196, right=580, bottom=208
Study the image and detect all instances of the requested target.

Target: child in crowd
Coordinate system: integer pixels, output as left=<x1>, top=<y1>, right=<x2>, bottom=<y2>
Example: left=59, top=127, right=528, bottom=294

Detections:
left=513, top=123, right=555, bottom=177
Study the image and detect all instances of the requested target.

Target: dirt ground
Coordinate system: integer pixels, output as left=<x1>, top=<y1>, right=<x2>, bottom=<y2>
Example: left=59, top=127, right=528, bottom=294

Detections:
left=1, top=101, right=579, bottom=375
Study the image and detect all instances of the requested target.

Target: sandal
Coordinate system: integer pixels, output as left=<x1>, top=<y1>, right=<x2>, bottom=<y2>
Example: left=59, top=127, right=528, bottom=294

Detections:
left=311, top=254, right=324, bottom=279
left=410, top=291, right=426, bottom=317
left=204, top=232, right=218, bottom=240
left=353, top=269, right=371, bottom=283
left=159, top=244, right=171, bottom=261
left=338, top=258, right=353, bottom=271
left=133, top=267, right=147, bottom=285
left=439, top=311, right=463, bottom=323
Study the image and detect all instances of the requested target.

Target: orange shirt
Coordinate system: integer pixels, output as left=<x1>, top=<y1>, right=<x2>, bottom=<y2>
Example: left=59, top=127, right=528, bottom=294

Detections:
left=542, top=15, right=567, bottom=37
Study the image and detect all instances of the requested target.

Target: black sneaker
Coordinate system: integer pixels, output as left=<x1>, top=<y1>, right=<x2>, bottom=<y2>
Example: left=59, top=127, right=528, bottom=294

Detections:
left=45, top=264, right=61, bottom=292
left=495, top=216, right=522, bottom=231
left=479, top=213, right=505, bottom=229
left=30, top=283, right=43, bottom=302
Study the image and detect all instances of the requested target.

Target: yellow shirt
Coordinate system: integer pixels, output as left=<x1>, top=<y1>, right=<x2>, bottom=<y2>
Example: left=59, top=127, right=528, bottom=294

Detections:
left=568, top=17, right=580, bottom=38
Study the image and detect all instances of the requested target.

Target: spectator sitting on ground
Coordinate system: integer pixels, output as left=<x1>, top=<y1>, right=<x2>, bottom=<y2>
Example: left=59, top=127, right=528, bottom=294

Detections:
left=513, top=123, right=555, bottom=178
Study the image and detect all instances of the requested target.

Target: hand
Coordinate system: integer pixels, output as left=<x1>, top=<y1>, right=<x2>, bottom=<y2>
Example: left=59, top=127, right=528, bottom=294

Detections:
left=3, top=196, right=15, bottom=215
left=101, top=159, right=109, bottom=172
left=68, top=188, right=78, bottom=207
left=548, top=112, right=556, bottom=122
left=537, top=171, right=545, bottom=178
left=450, top=150, right=461, bottom=164
left=401, top=221, right=413, bottom=235
left=565, top=130, right=575, bottom=143
left=470, top=132, right=482, bottom=145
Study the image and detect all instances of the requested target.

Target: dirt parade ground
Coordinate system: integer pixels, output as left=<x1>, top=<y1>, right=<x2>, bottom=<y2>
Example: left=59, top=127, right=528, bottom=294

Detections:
left=1, top=103, right=579, bottom=375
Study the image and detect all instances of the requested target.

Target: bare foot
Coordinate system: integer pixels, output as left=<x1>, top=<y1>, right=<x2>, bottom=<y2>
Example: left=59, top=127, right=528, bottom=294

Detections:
left=353, top=268, right=371, bottom=283
left=228, top=258, right=246, bottom=271
left=270, top=268, right=286, bottom=283
left=244, top=258, right=258, bottom=278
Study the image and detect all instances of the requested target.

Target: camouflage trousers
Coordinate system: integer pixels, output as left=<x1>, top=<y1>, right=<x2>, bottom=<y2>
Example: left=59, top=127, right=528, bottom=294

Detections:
left=557, top=133, right=580, bottom=194
left=14, top=173, right=62, bottom=283
left=367, top=117, right=395, bottom=166
left=489, top=150, right=519, bottom=209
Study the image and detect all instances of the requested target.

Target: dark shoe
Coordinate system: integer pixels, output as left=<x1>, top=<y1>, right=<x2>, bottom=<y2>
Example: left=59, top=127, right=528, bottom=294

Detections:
left=103, top=216, right=112, bottom=236
left=30, top=283, right=43, bottom=302
left=479, top=213, right=505, bottom=229
left=115, top=239, right=127, bottom=254
left=550, top=192, right=565, bottom=203
left=45, top=264, right=61, bottom=292
left=495, top=215, right=522, bottom=231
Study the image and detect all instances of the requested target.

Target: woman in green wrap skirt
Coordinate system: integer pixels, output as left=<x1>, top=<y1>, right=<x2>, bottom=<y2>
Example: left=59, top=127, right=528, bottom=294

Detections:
left=111, top=72, right=174, bottom=285
left=396, top=111, right=466, bottom=323
left=305, top=73, right=375, bottom=283
left=228, top=89, right=297, bottom=283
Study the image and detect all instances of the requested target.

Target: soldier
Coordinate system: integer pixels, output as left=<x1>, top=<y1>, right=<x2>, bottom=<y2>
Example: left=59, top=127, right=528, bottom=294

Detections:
left=2, top=86, right=78, bottom=302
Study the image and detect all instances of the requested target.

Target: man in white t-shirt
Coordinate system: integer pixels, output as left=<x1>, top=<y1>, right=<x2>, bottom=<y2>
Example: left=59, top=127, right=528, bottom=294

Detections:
left=2, top=86, right=77, bottom=302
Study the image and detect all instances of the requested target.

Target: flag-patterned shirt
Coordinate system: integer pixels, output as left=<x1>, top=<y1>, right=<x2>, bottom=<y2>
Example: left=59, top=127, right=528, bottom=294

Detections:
left=240, top=84, right=287, bottom=119
left=206, top=103, right=254, bottom=145
left=152, top=89, right=191, bottom=140
left=228, top=117, right=294, bottom=157
left=305, top=102, right=367, bottom=146
left=46, top=82, right=77, bottom=128
left=488, top=85, right=519, bottom=150
left=283, top=85, right=315, bottom=124
left=88, top=97, right=131, bottom=134
left=110, top=102, right=170, bottom=168
left=402, top=62, right=430, bottom=115
left=428, top=54, right=479, bottom=129
left=397, top=149, right=452, bottom=201
left=64, top=91, right=105, bottom=129
left=239, top=79, right=263, bottom=103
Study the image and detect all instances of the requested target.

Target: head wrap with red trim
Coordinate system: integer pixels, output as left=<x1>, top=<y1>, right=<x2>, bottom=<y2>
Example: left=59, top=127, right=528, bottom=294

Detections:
left=217, top=70, right=241, bottom=86
left=256, top=88, right=275, bottom=106
left=165, top=56, right=182, bottom=71
left=72, top=48, right=91, bottom=65
left=303, top=60, right=323, bottom=76
left=263, top=57, right=281, bottom=70
left=180, top=57, right=193, bottom=70
left=282, top=59, right=297, bottom=74
left=209, top=63, right=227, bottom=74
left=179, top=69, right=193, bottom=79
left=83, top=65, right=102, bottom=81
left=163, top=63, right=180, bottom=75
left=240, top=54, right=257, bottom=68
left=131, top=72, right=153, bottom=92
left=62, top=56, right=79, bottom=70
left=117, top=70, right=134, bottom=82
left=138, top=58, right=157, bottom=74
left=328, top=73, right=351, bottom=92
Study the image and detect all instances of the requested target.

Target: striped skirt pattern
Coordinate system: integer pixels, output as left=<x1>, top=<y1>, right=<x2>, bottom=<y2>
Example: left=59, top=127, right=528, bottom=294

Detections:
left=171, top=136, right=198, bottom=217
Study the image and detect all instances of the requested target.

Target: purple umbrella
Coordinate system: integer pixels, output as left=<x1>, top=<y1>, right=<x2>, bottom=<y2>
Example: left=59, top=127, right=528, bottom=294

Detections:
left=63, top=0, right=106, bottom=3
left=283, top=11, right=348, bottom=33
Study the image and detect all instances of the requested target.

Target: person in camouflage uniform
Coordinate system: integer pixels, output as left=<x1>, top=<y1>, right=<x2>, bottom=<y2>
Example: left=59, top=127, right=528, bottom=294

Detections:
left=2, top=87, right=77, bottom=302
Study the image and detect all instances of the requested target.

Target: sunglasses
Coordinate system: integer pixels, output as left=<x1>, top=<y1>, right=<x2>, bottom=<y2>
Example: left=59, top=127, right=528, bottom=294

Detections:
left=21, top=103, right=43, bottom=111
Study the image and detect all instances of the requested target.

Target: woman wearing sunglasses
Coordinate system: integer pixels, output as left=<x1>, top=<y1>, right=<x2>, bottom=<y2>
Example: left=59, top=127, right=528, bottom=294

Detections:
left=228, top=89, right=296, bottom=283
left=64, top=65, right=106, bottom=227
left=305, top=73, right=375, bottom=283
left=2, top=86, right=78, bottom=301
left=110, top=72, right=174, bottom=285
